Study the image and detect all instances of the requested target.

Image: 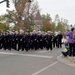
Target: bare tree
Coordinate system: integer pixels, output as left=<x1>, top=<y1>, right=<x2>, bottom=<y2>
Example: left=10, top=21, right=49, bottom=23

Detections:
left=11, top=0, right=39, bottom=31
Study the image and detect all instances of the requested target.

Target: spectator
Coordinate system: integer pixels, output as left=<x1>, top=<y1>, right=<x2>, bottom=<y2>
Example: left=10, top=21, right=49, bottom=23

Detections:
left=66, top=28, right=75, bottom=56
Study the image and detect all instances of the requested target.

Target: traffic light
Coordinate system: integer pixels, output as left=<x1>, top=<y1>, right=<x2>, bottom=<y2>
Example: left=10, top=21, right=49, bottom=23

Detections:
left=0, top=0, right=10, bottom=8
left=28, top=0, right=31, bottom=2
left=6, top=0, right=10, bottom=8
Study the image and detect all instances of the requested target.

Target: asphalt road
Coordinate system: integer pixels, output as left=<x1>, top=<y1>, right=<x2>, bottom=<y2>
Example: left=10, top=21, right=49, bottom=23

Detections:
left=0, top=46, right=75, bottom=75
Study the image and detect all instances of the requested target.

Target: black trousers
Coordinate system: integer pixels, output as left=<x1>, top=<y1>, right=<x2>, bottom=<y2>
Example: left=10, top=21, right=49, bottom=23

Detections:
left=57, top=40, right=62, bottom=48
left=69, top=43, right=75, bottom=56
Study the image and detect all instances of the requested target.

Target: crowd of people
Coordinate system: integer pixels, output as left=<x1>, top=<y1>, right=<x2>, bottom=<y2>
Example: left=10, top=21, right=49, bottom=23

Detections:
left=0, top=28, right=75, bottom=57
left=0, top=30, right=63, bottom=52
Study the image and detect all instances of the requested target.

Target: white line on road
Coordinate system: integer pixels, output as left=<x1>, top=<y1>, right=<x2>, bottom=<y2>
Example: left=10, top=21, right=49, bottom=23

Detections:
left=0, top=52, right=53, bottom=59
left=0, top=52, right=17, bottom=55
left=36, top=50, right=50, bottom=53
left=32, top=61, right=58, bottom=75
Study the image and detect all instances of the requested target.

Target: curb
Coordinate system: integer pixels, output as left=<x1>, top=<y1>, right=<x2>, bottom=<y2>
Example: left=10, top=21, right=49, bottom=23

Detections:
left=57, top=55, right=75, bottom=67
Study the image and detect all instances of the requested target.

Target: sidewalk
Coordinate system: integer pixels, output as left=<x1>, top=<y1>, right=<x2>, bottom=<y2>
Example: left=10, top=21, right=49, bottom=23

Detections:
left=57, top=55, right=75, bottom=67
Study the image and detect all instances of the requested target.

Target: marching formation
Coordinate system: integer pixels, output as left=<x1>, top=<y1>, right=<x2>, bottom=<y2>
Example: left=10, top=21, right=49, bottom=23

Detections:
left=0, top=30, right=63, bottom=51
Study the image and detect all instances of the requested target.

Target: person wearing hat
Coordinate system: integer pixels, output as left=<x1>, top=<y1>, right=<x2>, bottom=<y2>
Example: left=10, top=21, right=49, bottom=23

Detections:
left=17, top=29, right=24, bottom=51
left=56, top=31, right=63, bottom=48
left=46, top=31, right=53, bottom=50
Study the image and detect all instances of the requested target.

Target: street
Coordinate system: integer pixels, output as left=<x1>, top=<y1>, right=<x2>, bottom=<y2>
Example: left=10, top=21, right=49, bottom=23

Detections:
left=0, top=46, right=75, bottom=75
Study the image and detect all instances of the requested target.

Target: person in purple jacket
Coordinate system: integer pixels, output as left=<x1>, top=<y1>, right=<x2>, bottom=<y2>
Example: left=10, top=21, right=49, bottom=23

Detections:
left=66, top=28, right=75, bottom=56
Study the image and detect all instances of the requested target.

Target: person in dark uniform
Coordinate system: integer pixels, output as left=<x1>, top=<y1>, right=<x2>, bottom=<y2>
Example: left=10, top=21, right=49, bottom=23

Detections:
left=11, top=31, right=16, bottom=50
left=53, top=33, right=58, bottom=48
left=17, top=30, right=24, bottom=51
left=39, top=31, right=43, bottom=49
left=25, top=30, right=30, bottom=51
left=9, top=31, right=14, bottom=50
left=4, top=32, right=9, bottom=50
left=0, top=33, right=2, bottom=49
left=1, top=32, right=6, bottom=50
left=46, top=31, right=53, bottom=50
left=12, top=31, right=18, bottom=50
left=30, top=32, right=34, bottom=50
left=57, top=31, right=63, bottom=48
left=36, top=31, right=43, bottom=50
left=42, top=32, right=46, bottom=48
left=32, top=30, right=37, bottom=50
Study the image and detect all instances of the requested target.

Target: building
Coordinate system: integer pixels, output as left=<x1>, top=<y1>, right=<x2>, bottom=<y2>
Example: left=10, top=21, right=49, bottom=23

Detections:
left=34, top=10, right=43, bottom=31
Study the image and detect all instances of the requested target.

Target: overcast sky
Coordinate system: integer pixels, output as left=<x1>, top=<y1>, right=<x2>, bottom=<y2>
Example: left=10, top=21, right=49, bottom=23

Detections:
left=0, top=0, right=75, bottom=25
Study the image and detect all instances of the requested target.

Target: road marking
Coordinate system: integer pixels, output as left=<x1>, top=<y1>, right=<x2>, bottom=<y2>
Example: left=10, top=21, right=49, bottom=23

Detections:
left=0, top=52, right=53, bottom=59
left=32, top=61, right=58, bottom=75
left=36, top=50, right=50, bottom=53
left=0, top=52, right=16, bottom=55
